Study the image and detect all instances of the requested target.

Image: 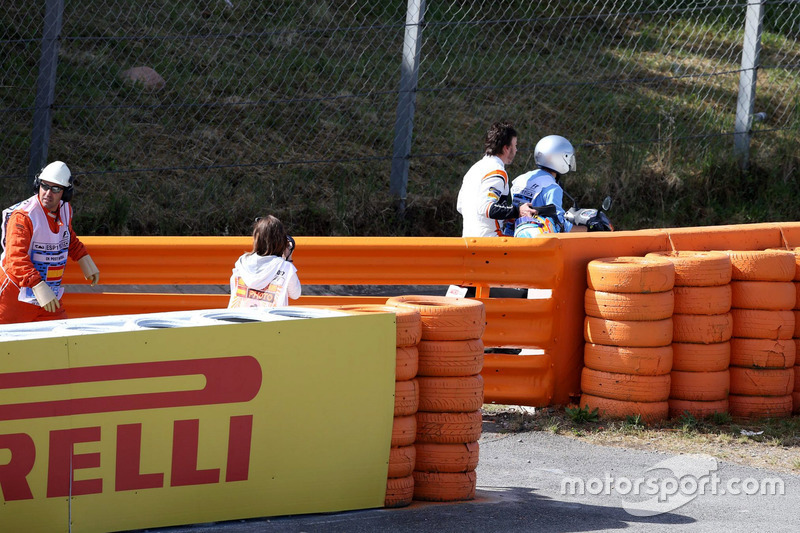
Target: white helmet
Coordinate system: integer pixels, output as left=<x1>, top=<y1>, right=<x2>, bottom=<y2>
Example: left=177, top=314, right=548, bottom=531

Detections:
left=37, top=161, right=72, bottom=187
left=534, top=135, right=576, bottom=175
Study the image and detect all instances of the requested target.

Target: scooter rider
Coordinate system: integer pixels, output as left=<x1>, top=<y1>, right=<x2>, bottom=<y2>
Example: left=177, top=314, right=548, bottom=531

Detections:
left=506, top=135, right=586, bottom=237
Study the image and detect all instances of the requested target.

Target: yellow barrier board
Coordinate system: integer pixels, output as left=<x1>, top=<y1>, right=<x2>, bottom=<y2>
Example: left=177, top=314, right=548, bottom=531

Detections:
left=0, top=314, right=396, bottom=532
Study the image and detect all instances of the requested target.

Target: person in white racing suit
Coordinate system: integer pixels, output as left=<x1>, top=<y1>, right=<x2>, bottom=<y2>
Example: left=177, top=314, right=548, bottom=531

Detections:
left=228, top=215, right=300, bottom=308
left=506, top=135, right=587, bottom=237
left=454, top=122, right=535, bottom=355
left=457, top=121, right=536, bottom=237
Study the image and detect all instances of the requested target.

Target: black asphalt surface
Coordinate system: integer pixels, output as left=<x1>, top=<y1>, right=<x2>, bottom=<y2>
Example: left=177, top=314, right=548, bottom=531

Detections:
left=150, top=418, right=799, bottom=533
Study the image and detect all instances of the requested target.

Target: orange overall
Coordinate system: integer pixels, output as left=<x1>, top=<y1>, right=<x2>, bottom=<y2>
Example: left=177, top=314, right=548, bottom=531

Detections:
left=0, top=197, right=88, bottom=324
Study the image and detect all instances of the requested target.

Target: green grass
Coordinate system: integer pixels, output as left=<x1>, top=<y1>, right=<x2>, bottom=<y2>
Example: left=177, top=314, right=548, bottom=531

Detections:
left=1, top=1, right=798, bottom=236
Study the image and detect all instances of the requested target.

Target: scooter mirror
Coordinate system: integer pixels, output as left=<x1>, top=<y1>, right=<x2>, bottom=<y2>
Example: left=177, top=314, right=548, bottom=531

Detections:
left=601, top=196, right=612, bottom=212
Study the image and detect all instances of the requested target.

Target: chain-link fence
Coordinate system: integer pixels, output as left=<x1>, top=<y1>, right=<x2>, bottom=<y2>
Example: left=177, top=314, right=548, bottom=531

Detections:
left=1, top=1, right=798, bottom=236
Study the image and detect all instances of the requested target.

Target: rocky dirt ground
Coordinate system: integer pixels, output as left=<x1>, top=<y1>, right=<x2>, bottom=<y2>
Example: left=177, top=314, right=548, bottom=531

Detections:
left=482, top=404, right=800, bottom=475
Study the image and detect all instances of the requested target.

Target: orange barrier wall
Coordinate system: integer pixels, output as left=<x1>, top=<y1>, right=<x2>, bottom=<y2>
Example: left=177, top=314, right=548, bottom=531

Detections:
left=61, top=222, right=800, bottom=406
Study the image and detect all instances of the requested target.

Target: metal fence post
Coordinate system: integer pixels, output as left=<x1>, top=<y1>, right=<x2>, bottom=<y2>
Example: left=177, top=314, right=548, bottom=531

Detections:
left=733, top=0, right=765, bottom=170
left=28, top=0, right=65, bottom=180
left=389, top=0, right=426, bottom=214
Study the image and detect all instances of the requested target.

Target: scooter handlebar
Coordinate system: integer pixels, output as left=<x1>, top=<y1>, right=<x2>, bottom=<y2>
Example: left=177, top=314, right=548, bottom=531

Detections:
left=566, top=207, right=598, bottom=226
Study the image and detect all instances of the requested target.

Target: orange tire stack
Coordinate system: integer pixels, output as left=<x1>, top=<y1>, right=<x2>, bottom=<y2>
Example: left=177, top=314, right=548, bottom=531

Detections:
left=580, top=256, right=675, bottom=423
left=789, top=248, right=800, bottom=415
left=386, top=295, right=485, bottom=502
left=337, top=304, right=422, bottom=508
left=724, top=250, right=796, bottom=419
left=646, top=251, right=733, bottom=419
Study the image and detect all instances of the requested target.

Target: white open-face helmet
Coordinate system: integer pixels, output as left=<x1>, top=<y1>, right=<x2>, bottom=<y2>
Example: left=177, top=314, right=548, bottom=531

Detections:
left=534, top=135, right=576, bottom=175
left=37, top=161, right=72, bottom=187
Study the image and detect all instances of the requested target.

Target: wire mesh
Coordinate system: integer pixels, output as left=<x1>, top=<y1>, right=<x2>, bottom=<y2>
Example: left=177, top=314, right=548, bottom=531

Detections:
left=0, top=1, right=798, bottom=235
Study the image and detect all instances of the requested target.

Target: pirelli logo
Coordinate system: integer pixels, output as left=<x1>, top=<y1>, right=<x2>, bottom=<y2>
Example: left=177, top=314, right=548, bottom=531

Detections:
left=0, top=357, right=262, bottom=502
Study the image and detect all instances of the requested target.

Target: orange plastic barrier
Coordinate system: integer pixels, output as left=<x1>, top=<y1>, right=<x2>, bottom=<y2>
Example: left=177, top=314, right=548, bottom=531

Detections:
left=482, top=352, right=554, bottom=406
left=62, top=236, right=563, bottom=287
left=60, top=221, right=800, bottom=406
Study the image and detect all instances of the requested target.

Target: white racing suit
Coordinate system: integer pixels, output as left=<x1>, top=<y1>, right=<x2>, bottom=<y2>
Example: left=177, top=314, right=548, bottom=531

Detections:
left=457, top=155, right=513, bottom=237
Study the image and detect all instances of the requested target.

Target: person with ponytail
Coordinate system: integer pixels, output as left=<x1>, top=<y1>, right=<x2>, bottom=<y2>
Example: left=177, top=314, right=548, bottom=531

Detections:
left=228, top=215, right=301, bottom=308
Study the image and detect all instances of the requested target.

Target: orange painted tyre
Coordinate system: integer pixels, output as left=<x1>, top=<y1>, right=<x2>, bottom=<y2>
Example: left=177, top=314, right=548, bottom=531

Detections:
left=388, top=445, right=416, bottom=479
left=794, top=310, right=800, bottom=338
left=729, top=338, right=796, bottom=369
left=579, top=394, right=668, bottom=423
left=792, top=248, right=800, bottom=280
left=729, top=367, right=794, bottom=396
left=671, top=342, right=730, bottom=372
left=725, top=250, right=796, bottom=281
left=417, top=339, right=484, bottom=377
left=584, top=316, right=673, bottom=347
left=416, top=411, right=482, bottom=444
left=391, top=415, right=417, bottom=447
left=793, top=391, right=800, bottom=414
left=728, top=394, right=792, bottom=419
left=338, top=304, right=422, bottom=347
left=669, top=370, right=729, bottom=401
left=730, top=281, right=796, bottom=310
left=395, top=346, right=419, bottom=381
left=417, top=375, right=484, bottom=413
left=584, top=289, right=674, bottom=321
left=645, top=251, right=732, bottom=287
left=672, top=313, right=733, bottom=344
left=384, top=475, right=414, bottom=508
left=668, top=398, right=729, bottom=419
left=774, top=248, right=800, bottom=281
left=583, top=343, right=672, bottom=376
left=586, top=256, right=675, bottom=293
left=386, top=296, right=485, bottom=341
left=394, top=379, right=419, bottom=416
left=580, top=368, right=671, bottom=402
left=731, top=309, right=795, bottom=340
left=796, top=281, right=800, bottom=307
left=413, top=471, right=476, bottom=502
left=795, top=365, right=800, bottom=392
left=414, top=442, right=479, bottom=473
left=673, top=285, right=732, bottom=315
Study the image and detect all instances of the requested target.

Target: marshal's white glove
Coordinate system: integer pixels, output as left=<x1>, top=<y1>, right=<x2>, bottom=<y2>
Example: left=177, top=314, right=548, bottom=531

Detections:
left=32, top=281, right=60, bottom=312
left=78, top=255, right=100, bottom=286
